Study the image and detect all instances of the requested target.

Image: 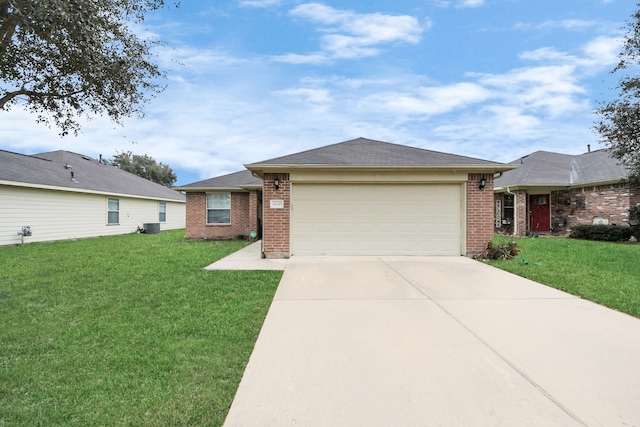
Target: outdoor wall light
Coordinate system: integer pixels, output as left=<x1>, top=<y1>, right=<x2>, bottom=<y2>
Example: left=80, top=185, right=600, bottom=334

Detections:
left=274, top=177, right=280, bottom=190
left=479, top=176, right=487, bottom=190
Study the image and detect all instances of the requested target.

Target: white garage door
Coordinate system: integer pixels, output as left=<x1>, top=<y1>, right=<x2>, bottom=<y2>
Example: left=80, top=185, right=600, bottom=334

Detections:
left=291, top=183, right=464, bottom=256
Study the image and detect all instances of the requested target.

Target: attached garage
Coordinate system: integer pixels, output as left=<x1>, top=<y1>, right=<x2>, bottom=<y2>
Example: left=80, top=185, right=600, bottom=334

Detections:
left=245, top=137, right=517, bottom=258
left=291, top=183, right=464, bottom=255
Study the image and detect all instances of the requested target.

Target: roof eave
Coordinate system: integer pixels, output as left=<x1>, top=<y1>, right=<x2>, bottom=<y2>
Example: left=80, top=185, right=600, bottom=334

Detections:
left=245, top=164, right=518, bottom=173
left=569, top=177, right=628, bottom=188
left=239, top=184, right=263, bottom=191
left=2, top=180, right=185, bottom=202
left=173, top=186, right=251, bottom=192
left=494, top=177, right=628, bottom=192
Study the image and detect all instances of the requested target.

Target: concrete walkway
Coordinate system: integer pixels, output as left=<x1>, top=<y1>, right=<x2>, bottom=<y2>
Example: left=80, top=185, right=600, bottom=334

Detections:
left=205, top=241, right=287, bottom=271
left=223, top=255, right=640, bottom=426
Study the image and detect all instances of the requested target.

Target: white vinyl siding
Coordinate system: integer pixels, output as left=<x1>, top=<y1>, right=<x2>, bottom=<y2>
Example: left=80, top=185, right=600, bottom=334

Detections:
left=0, top=185, right=186, bottom=246
left=291, top=183, right=464, bottom=256
left=207, top=193, right=231, bottom=224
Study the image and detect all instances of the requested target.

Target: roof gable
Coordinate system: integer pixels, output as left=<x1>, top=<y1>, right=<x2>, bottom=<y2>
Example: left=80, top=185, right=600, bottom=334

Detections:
left=0, top=149, right=185, bottom=202
left=495, top=149, right=629, bottom=188
left=174, top=170, right=262, bottom=191
left=246, top=137, right=510, bottom=168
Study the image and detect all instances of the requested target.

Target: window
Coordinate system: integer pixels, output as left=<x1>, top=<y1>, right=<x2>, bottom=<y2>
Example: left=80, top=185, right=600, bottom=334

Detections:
left=533, top=196, right=547, bottom=205
left=207, top=193, right=231, bottom=224
left=107, top=198, right=119, bottom=224
left=159, top=202, right=166, bottom=222
left=503, top=194, right=514, bottom=223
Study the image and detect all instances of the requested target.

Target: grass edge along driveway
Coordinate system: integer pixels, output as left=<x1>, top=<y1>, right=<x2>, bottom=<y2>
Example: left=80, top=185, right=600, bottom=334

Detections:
left=488, top=236, right=640, bottom=319
left=0, top=230, right=282, bottom=426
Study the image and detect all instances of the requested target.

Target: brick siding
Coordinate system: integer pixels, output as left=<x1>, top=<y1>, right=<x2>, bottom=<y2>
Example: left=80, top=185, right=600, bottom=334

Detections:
left=552, top=184, right=638, bottom=234
left=260, top=172, right=497, bottom=258
left=262, top=173, right=290, bottom=258
left=495, top=183, right=639, bottom=237
left=466, top=173, right=494, bottom=256
left=185, top=191, right=254, bottom=240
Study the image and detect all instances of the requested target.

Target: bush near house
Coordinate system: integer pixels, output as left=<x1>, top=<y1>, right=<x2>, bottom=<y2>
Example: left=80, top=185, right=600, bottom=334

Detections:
left=569, top=224, right=636, bottom=241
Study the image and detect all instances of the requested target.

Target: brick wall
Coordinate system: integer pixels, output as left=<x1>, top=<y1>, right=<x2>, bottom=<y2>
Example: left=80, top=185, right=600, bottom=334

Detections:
left=259, top=172, right=501, bottom=257
left=185, top=191, right=251, bottom=240
left=262, top=173, right=290, bottom=258
left=514, top=190, right=528, bottom=237
left=550, top=183, right=637, bottom=235
left=495, top=184, right=639, bottom=238
left=467, top=173, right=494, bottom=255
left=248, top=190, right=262, bottom=238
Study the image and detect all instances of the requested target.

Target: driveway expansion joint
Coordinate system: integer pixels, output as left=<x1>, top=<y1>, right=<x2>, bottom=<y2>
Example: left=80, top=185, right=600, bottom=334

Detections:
left=380, top=258, right=589, bottom=427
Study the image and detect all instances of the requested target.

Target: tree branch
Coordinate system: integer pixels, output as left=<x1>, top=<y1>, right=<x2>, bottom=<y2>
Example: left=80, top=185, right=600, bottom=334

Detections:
left=0, top=0, right=22, bottom=57
left=0, top=88, right=85, bottom=109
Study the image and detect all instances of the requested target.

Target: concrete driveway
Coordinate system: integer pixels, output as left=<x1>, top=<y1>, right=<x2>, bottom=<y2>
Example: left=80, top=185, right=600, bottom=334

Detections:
left=223, top=256, right=640, bottom=426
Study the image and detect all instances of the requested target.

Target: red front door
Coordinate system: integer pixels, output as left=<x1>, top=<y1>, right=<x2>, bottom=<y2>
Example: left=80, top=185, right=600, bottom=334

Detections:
left=530, top=194, right=550, bottom=232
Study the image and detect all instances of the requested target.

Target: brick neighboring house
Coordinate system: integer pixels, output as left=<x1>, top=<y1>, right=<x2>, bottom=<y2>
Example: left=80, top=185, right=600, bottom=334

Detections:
left=174, top=170, right=263, bottom=240
left=494, top=149, right=640, bottom=237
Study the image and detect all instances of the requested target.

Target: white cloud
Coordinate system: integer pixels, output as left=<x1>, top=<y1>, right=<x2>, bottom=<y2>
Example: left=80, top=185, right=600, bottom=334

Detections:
left=359, top=82, right=491, bottom=116
left=276, top=3, right=425, bottom=62
left=238, top=0, right=286, bottom=8
left=476, top=65, right=586, bottom=116
left=271, top=52, right=329, bottom=64
left=274, top=87, right=333, bottom=104
left=581, top=36, right=621, bottom=68
left=458, top=0, right=484, bottom=8
left=519, top=47, right=578, bottom=62
left=1, top=23, right=615, bottom=185
left=429, top=0, right=486, bottom=8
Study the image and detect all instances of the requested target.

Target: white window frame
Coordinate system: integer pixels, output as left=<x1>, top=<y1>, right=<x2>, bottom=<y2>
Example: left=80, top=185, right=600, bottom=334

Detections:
left=206, top=193, right=231, bottom=225
left=159, top=202, right=167, bottom=222
left=107, top=198, right=119, bottom=225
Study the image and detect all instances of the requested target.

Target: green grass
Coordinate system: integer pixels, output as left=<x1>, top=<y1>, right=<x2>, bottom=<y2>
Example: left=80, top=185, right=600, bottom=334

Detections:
left=488, top=236, right=640, bottom=318
left=0, top=230, right=282, bottom=426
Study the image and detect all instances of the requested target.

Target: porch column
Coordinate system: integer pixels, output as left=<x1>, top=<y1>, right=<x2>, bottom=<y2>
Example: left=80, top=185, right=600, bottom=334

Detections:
left=249, top=190, right=259, bottom=238
left=515, top=190, right=528, bottom=237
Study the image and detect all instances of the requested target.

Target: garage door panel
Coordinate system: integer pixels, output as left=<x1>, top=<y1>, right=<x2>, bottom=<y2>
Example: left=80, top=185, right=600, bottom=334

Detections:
left=291, top=184, right=463, bottom=256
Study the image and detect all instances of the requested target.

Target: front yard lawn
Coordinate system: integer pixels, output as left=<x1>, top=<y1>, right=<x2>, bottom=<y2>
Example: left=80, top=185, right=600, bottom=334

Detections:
left=0, top=230, right=282, bottom=426
left=489, top=236, right=640, bottom=319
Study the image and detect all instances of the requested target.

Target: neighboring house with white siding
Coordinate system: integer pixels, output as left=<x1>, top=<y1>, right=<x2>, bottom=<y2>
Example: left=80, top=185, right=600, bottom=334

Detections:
left=0, top=149, right=185, bottom=246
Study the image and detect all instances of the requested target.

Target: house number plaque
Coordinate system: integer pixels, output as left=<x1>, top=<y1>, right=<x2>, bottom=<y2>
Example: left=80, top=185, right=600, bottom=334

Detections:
left=270, top=199, right=284, bottom=209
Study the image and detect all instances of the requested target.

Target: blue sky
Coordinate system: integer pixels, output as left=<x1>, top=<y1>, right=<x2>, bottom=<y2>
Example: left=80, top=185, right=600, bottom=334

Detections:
left=0, top=0, right=634, bottom=185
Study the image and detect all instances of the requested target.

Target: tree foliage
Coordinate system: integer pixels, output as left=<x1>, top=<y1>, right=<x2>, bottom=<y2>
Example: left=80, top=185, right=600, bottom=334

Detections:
left=110, top=151, right=177, bottom=187
left=0, top=0, right=177, bottom=135
left=595, top=3, right=640, bottom=186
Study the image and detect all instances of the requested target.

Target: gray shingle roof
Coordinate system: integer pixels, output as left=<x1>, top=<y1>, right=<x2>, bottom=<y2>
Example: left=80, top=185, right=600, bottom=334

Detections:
left=174, top=170, right=262, bottom=191
left=0, top=149, right=185, bottom=202
left=495, top=150, right=629, bottom=188
left=246, top=137, right=512, bottom=168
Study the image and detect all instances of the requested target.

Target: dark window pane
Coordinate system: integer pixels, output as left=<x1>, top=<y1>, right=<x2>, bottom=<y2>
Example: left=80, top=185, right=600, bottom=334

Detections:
left=208, top=209, right=230, bottom=224
left=108, top=212, right=119, bottom=224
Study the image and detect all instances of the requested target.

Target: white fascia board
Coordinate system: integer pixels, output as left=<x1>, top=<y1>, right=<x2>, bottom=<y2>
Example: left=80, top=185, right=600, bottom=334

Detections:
left=0, top=180, right=185, bottom=203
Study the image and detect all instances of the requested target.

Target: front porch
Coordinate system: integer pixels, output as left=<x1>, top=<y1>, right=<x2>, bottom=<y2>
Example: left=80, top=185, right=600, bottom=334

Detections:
left=494, top=184, right=639, bottom=237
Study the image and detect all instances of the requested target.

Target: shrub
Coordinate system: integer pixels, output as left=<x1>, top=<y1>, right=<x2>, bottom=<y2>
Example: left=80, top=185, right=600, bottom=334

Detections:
left=474, top=241, right=519, bottom=260
left=569, top=225, right=633, bottom=241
